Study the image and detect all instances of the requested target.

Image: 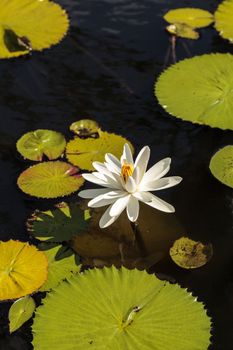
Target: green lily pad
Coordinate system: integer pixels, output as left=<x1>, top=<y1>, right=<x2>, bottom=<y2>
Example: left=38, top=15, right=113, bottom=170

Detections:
left=16, top=129, right=66, bottom=161
left=9, top=296, right=36, bottom=333
left=32, top=267, right=211, bottom=350
left=17, top=161, right=84, bottom=198
left=166, top=23, right=199, bottom=39
left=70, top=119, right=100, bottom=137
left=155, top=53, right=233, bottom=130
left=27, top=202, right=90, bottom=243
left=209, top=145, right=233, bottom=188
left=164, top=8, right=214, bottom=28
left=66, top=130, right=134, bottom=171
left=39, top=245, right=80, bottom=292
left=0, top=0, right=69, bottom=59
left=215, top=0, right=233, bottom=43
left=170, top=237, right=213, bottom=269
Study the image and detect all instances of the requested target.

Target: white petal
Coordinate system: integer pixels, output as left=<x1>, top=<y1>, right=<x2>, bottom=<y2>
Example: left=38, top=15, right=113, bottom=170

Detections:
left=141, top=158, right=171, bottom=184
left=133, top=191, right=175, bottom=213
left=125, top=176, right=137, bottom=193
left=82, top=173, right=107, bottom=186
left=99, top=205, right=119, bottom=228
left=134, top=146, right=150, bottom=183
left=78, top=188, right=110, bottom=198
left=132, top=166, right=140, bottom=185
left=127, top=196, right=139, bottom=222
left=121, top=143, right=133, bottom=165
left=83, top=173, right=121, bottom=190
left=92, top=162, right=114, bottom=178
left=139, top=176, right=182, bottom=192
left=105, top=153, right=121, bottom=174
left=109, top=194, right=130, bottom=217
left=88, top=190, right=126, bottom=208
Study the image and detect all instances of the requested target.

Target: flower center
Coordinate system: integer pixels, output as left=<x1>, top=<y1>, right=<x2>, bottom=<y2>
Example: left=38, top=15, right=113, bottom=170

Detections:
left=121, top=162, right=134, bottom=182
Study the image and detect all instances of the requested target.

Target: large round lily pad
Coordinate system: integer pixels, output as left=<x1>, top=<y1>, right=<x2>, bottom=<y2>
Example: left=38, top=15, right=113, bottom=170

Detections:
left=16, top=129, right=66, bottom=161
left=164, top=8, right=214, bottom=28
left=209, top=145, right=233, bottom=188
left=155, top=53, right=233, bottom=130
left=0, top=0, right=69, bottom=59
left=215, top=0, right=233, bottom=43
left=0, top=240, right=48, bottom=301
left=66, top=131, right=134, bottom=171
left=17, top=161, right=84, bottom=198
left=32, top=267, right=211, bottom=350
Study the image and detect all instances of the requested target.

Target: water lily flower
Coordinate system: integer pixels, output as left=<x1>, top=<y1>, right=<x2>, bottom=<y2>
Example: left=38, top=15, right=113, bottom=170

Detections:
left=78, top=144, right=182, bottom=228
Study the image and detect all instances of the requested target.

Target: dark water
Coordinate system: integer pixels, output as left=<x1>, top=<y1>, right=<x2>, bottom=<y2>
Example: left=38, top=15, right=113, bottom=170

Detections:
left=0, top=0, right=233, bottom=349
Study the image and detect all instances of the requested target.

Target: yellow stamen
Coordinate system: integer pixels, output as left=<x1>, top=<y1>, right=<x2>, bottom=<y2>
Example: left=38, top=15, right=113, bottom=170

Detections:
left=121, top=162, right=134, bottom=182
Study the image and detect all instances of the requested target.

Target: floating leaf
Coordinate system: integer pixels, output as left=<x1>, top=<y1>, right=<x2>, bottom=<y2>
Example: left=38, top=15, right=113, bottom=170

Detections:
left=70, top=119, right=100, bottom=137
left=27, top=202, right=90, bottom=243
left=166, top=23, right=199, bottom=40
left=209, top=145, right=233, bottom=188
left=170, top=237, right=213, bottom=269
left=9, top=296, right=36, bottom=333
left=164, top=8, right=214, bottom=28
left=215, top=0, right=233, bottom=43
left=0, top=240, right=48, bottom=301
left=66, top=131, right=134, bottom=171
left=32, top=266, right=211, bottom=350
left=16, top=129, right=66, bottom=161
left=39, top=245, right=80, bottom=292
left=0, top=0, right=69, bottom=59
left=155, top=53, right=233, bottom=130
left=17, top=161, right=84, bottom=198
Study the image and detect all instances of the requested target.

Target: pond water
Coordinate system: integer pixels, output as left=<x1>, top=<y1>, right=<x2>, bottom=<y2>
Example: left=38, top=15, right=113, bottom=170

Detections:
left=0, top=0, right=233, bottom=349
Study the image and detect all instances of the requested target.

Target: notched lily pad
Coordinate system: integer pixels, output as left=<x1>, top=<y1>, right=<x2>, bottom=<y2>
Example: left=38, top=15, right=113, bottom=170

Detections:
left=16, top=129, right=66, bottom=161
left=0, top=0, right=69, bottom=59
left=170, top=237, right=213, bottom=269
left=17, top=161, right=84, bottom=198
left=209, top=145, right=233, bottom=188
left=166, top=23, right=199, bottom=40
left=66, top=130, right=134, bottom=170
left=9, top=296, right=36, bottom=333
left=164, top=8, right=214, bottom=28
left=0, top=240, right=48, bottom=301
left=70, top=119, right=100, bottom=138
left=215, top=0, right=233, bottom=43
left=27, top=202, right=90, bottom=243
left=32, top=266, right=211, bottom=350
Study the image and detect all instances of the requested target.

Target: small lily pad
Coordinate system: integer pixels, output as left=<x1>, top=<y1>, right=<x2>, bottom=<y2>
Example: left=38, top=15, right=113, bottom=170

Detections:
left=209, top=145, right=233, bottom=188
left=16, top=129, right=66, bottom=161
left=215, top=0, right=233, bottom=43
left=170, top=237, right=213, bottom=269
left=66, top=130, right=134, bottom=171
left=17, top=161, right=84, bottom=198
left=0, top=0, right=69, bottom=59
left=164, top=8, right=214, bottom=28
left=70, top=119, right=100, bottom=137
left=9, top=296, right=36, bottom=333
left=166, top=23, right=199, bottom=40
left=27, top=202, right=90, bottom=243
left=0, top=240, right=48, bottom=301
left=32, top=266, right=211, bottom=350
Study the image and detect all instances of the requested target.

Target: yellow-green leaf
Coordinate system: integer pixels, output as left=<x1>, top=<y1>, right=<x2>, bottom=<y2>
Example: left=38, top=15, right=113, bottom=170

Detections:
left=66, top=131, right=134, bottom=171
left=166, top=23, right=199, bottom=39
left=215, top=0, right=233, bottom=43
left=16, top=129, right=66, bottom=161
left=209, top=145, right=233, bottom=188
left=164, top=8, right=214, bottom=28
left=70, top=119, right=100, bottom=137
left=9, top=296, right=36, bottom=333
left=17, top=161, right=84, bottom=198
left=0, top=0, right=69, bottom=59
left=0, top=240, right=48, bottom=301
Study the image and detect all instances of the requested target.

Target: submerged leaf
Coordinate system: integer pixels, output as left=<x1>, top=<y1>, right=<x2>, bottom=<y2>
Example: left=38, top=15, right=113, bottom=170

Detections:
left=70, top=119, right=100, bottom=137
left=209, top=145, right=233, bottom=188
left=32, top=267, right=211, bottom=350
left=0, top=240, right=48, bottom=301
left=170, top=237, right=213, bottom=269
left=16, top=129, right=66, bottom=161
left=166, top=23, right=199, bottom=40
left=215, top=0, right=233, bottom=43
left=66, top=131, right=134, bottom=170
left=0, top=0, right=69, bottom=59
left=164, top=8, right=214, bottom=28
left=27, top=202, right=90, bottom=243
left=155, top=53, right=233, bottom=130
left=9, top=296, right=36, bottom=333
left=17, top=161, right=84, bottom=198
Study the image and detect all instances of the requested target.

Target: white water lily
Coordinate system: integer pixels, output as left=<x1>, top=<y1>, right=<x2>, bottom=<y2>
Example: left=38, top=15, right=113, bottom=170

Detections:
left=78, top=144, right=182, bottom=228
